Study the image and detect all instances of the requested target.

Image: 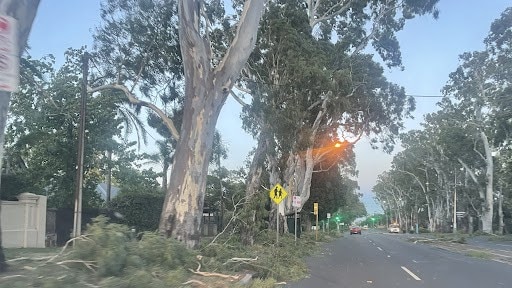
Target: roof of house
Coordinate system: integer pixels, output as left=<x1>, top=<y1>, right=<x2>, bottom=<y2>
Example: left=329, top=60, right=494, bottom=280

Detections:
left=96, top=183, right=120, bottom=200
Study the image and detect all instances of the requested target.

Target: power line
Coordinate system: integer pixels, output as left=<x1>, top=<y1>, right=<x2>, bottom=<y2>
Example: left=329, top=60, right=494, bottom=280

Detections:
left=406, top=94, right=443, bottom=98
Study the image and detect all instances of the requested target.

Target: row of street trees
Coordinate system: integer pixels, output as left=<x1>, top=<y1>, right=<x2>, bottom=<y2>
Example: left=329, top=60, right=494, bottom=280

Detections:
left=373, top=7, right=512, bottom=234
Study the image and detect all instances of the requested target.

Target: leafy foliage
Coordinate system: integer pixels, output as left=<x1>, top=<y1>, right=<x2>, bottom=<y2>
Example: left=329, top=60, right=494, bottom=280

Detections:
left=0, top=216, right=342, bottom=287
left=6, top=49, right=125, bottom=208
left=110, top=193, right=164, bottom=231
left=373, top=6, right=512, bottom=234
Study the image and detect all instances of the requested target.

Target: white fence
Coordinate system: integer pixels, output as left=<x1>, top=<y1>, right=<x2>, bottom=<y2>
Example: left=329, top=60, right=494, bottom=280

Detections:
left=1, top=193, right=47, bottom=248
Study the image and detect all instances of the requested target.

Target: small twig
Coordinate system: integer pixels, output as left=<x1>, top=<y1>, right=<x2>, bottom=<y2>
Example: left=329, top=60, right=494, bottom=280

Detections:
left=206, top=196, right=246, bottom=246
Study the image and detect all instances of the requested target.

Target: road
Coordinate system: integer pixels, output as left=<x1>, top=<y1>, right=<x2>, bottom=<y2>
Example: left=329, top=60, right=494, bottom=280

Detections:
left=287, top=230, right=512, bottom=288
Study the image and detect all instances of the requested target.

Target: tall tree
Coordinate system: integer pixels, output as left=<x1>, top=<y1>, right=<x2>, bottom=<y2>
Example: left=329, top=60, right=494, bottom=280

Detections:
left=443, top=51, right=497, bottom=233
left=0, top=0, right=40, bottom=272
left=89, top=0, right=250, bottom=248
left=240, top=0, right=438, bottom=221
left=158, top=0, right=264, bottom=247
left=7, top=50, right=137, bottom=208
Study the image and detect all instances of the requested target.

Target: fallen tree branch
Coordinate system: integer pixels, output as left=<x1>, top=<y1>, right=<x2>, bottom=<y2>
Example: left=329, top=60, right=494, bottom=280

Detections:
left=0, top=275, right=27, bottom=281
left=189, top=261, right=240, bottom=280
left=7, top=256, right=52, bottom=262
left=188, top=269, right=240, bottom=280
left=47, top=234, right=92, bottom=263
left=223, top=256, right=258, bottom=265
left=55, top=260, right=98, bottom=272
left=182, top=279, right=208, bottom=287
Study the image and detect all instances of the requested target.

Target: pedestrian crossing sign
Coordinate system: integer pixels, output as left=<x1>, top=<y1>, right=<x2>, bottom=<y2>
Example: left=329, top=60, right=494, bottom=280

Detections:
left=269, top=184, right=288, bottom=205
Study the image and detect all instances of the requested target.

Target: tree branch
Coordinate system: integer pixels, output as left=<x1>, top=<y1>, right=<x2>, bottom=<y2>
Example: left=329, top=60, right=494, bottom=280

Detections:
left=88, top=84, right=180, bottom=140
left=230, top=90, right=249, bottom=107
left=214, top=0, right=265, bottom=94
left=311, top=0, right=353, bottom=28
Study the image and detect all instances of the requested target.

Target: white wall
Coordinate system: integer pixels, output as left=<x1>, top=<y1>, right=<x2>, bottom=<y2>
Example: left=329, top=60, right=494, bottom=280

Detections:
left=1, top=193, right=47, bottom=248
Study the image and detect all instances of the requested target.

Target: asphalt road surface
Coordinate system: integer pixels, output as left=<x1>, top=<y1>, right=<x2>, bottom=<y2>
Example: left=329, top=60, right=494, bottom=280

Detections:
left=287, top=230, right=512, bottom=288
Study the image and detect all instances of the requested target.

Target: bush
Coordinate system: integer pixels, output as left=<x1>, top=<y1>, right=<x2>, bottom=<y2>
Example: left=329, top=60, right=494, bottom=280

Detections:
left=69, top=216, right=196, bottom=286
left=109, top=193, right=164, bottom=231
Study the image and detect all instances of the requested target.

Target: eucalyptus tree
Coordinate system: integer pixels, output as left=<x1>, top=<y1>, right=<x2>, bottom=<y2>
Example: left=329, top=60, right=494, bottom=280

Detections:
left=0, top=0, right=40, bottom=273
left=484, top=7, right=512, bottom=234
left=442, top=50, right=499, bottom=233
left=89, top=0, right=265, bottom=248
left=240, top=0, right=439, bottom=222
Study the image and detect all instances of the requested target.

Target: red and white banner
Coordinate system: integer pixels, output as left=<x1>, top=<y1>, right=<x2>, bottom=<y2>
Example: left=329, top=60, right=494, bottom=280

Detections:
left=0, top=15, right=19, bottom=92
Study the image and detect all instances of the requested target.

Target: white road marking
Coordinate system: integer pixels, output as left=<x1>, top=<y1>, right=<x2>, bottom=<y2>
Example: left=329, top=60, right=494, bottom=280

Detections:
left=377, top=247, right=383, bottom=251
left=401, top=266, right=421, bottom=281
left=412, top=260, right=418, bottom=263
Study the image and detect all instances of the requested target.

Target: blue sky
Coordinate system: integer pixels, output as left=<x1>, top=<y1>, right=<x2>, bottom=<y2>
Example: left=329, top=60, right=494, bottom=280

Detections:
left=27, top=1, right=511, bottom=213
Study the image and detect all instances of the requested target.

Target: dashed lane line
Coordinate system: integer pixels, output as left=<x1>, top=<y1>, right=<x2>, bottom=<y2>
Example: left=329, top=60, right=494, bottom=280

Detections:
left=401, top=266, right=421, bottom=281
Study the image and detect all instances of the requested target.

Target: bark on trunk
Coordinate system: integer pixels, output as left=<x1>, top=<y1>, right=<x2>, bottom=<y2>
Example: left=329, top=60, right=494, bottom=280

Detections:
left=0, top=0, right=41, bottom=272
left=498, top=186, right=504, bottom=235
left=468, top=214, right=474, bottom=234
left=480, top=131, right=494, bottom=234
left=158, top=0, right=264, bottom=248
left=162, top=160, right=169, bottom=195
left=241, top=132, right=267, bottom=245
left=106, top=149, right=112, bottom=204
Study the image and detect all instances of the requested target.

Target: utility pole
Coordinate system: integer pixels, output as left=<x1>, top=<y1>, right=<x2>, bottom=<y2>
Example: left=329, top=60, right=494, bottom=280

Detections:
left=453, top=169, right=457, bottom=234
left=72, top=52, right=88, bottom=238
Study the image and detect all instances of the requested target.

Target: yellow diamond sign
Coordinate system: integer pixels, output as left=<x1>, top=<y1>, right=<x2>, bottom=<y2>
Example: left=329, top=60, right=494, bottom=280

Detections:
left=269, top=184, right=288, bottom=205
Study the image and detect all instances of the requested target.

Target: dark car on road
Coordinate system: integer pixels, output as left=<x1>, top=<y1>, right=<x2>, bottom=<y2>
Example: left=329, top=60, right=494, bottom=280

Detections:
left=350, top=226, right=362, bottom=235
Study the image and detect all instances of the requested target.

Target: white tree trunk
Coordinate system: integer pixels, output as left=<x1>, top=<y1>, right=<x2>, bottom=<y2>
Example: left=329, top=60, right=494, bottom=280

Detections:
left=480, top=131, right=494, bottom=233
left=159, top=0, right=264, bottom=248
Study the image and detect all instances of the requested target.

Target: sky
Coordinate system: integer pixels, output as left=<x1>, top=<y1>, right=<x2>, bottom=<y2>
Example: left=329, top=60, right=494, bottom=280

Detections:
left=26, top=1, right=511, bottom=213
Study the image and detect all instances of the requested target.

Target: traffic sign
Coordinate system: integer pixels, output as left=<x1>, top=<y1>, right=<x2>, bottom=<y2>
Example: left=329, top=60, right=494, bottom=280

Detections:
left=313, top=202, right=318, bottom=215
left=269, top=184, right=288, bottom=205
left=0, top=15, right=19, bottom=92
left=327, top=213, right=331, bottom=219
left=292, top=195, right=301, bottom=208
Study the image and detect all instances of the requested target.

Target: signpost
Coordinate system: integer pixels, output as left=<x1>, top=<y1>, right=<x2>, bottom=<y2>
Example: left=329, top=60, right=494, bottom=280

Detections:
left=313, top=202, right=318, bottom=240
left=292, top=195, right=301, bottom=244
left=270, top=184, right=288, bottom=244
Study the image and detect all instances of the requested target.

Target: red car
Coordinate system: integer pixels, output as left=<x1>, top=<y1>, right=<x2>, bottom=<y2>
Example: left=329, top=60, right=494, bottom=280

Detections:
left=350, top=226, right=362, bottom=235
